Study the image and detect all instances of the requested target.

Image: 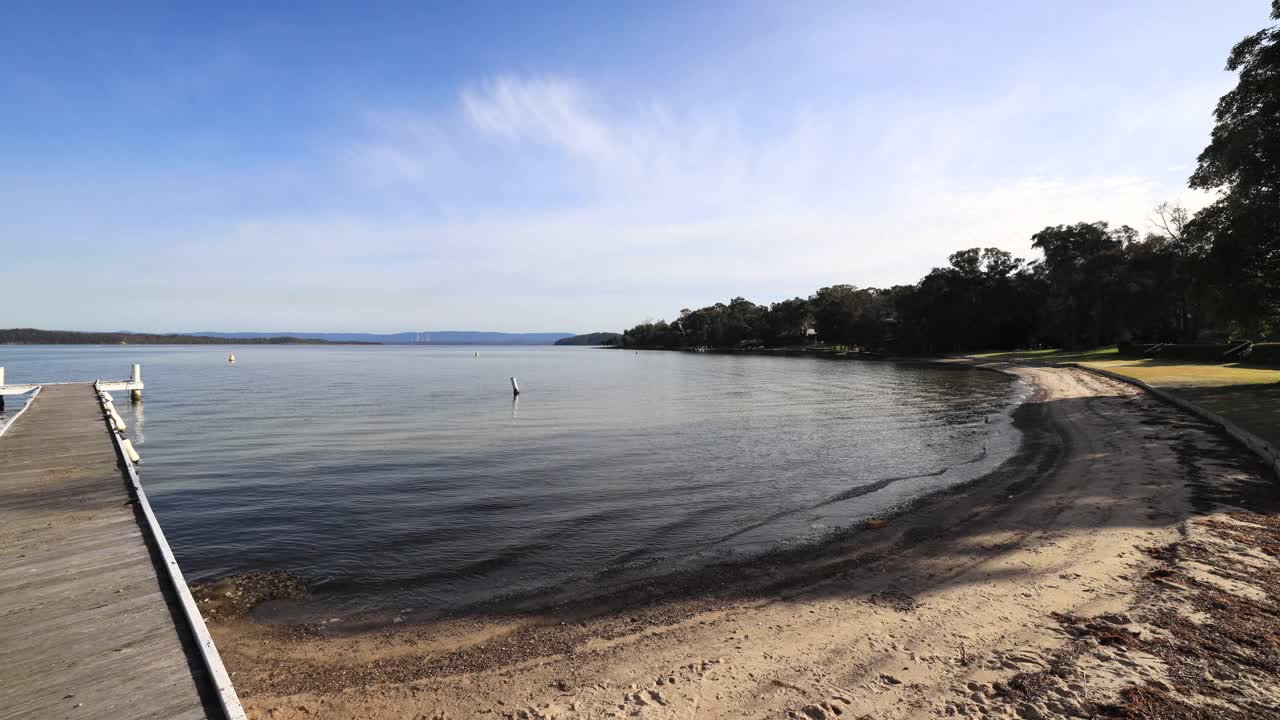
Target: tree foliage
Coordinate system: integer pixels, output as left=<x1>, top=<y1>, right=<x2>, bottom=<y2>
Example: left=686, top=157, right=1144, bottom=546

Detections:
left=1188, top=0, right=1280, bottom=333
left=622, top=216, right=1242, bottom=352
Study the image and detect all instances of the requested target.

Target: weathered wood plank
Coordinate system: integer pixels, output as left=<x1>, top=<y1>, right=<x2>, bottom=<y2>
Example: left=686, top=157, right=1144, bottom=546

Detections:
left=0, top=384, right=220, bottom=720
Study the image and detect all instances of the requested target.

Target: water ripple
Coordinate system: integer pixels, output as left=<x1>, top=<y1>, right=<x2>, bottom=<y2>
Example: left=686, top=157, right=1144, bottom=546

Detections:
left=0, top=345, right=1022, bottom=613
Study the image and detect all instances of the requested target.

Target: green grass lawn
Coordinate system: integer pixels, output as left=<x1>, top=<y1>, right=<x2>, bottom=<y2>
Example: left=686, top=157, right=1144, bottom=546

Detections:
left=973, top=347, right=1280, bottom=451
left=971, top=347, right=1123, bottom=363
left=1080, top=357, right=1280, bottom=388
left=1081, top=357, right=1280, bottom=452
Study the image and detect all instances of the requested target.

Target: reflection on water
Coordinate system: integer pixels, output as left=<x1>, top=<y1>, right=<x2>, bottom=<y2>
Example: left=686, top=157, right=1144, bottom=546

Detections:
left=0, top=345, right=1024, bottom=614
left=0, top=391, right=33, bottom=431
left=128, top=399, right=146, bottom=445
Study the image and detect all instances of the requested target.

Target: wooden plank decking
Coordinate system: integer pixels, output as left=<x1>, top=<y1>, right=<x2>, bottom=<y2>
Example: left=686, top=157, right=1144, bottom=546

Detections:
left=0, top=384, right=222, bottom=720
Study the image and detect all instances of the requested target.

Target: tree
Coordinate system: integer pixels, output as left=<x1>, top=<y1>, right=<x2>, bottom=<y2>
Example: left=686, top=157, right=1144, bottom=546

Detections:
left=1031, top=223, right=1131, bottom=348
left=1119, top=234, right=1195, bottom=342
left=760, top=298, right=813, bottom=347
left=1188, top=1, right=1280, bottom=334
left=810, top=285, right=886, bottom=348
left=1149, top=202, right=1190, bottom=245
left=884, top=248, right=1041, bottom=353
left=721, top=297, right=766, bottom=347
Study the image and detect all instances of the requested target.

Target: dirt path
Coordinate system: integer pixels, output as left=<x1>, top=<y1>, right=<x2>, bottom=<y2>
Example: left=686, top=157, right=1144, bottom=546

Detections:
left=211, top=366, right=1280, bottom=719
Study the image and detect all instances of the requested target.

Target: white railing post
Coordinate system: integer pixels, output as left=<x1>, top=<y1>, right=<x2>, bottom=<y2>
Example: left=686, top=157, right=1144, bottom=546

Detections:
left=131, top=364, right=143, bottom=403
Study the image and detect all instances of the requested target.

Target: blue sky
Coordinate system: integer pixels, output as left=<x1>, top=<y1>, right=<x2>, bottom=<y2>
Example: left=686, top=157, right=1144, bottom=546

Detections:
left=1, top=1, right=1268, bottom=332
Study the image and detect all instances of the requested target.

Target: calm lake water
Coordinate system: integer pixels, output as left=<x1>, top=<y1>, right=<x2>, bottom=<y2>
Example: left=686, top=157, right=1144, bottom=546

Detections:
left=0, top=345, right=1025, bottom=616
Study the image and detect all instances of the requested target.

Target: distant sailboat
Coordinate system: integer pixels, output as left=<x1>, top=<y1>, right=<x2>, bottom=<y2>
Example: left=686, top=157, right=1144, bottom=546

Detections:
left=228, top=353, right=236, bottom=364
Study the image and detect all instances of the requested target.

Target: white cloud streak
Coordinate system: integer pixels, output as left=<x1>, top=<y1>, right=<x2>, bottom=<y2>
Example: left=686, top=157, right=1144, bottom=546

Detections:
left=39, top=72, right=1220, bottom=332
left=345, top=75, right=1215, bottom=294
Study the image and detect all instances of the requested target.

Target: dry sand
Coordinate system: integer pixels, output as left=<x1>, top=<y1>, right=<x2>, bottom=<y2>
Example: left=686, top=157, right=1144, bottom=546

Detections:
left=207, top=365, right=1280, bottom=719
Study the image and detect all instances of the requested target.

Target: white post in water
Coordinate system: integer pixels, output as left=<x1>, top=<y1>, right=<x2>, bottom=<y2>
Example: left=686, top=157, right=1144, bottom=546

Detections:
left=510, top=376, right=520, bottom=397
left=130, top=364, right=142, bottom=403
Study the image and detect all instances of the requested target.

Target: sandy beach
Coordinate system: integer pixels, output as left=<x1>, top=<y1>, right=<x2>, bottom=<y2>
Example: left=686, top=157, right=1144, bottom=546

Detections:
left=207, top=365, right=1280, bottom=719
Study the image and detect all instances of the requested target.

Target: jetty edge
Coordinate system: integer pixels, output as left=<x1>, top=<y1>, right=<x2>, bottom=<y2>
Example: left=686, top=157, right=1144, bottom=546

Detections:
left=0, top=365, right=246, bottom=720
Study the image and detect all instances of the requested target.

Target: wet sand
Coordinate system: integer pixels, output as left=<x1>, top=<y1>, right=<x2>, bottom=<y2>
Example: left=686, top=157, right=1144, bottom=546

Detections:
left=207, top=365, right=1280, bottom=719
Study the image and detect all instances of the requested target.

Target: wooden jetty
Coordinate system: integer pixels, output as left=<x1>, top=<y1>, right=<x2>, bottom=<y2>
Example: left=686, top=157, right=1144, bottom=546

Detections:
left=0, top=366, right=245, bottom=720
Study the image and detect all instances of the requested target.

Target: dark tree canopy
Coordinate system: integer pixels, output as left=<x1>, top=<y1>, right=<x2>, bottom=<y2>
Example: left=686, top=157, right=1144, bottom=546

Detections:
left=1188, top=0, right=1280, bottom=332
left=621, top=216, right=1248, bottom=353
left=1031, top=223, right=1130, bottom=349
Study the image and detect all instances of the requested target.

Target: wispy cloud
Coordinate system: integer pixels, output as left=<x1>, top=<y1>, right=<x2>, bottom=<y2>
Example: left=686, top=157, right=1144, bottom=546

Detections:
left=5, top=73, right=1226, bottom=332
left=318, top=75, right=1221, bottom=298
left=6, top=0, right=1260, bottom=333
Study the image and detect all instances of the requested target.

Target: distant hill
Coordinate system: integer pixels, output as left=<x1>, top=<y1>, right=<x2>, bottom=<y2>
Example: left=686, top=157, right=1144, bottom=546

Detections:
left=193, top=331, right=414, bottom=344
left=194, top=331, right=575, bottom=345
left=0, top=328, right=369, bottom=345
left=555, top=332, right=622, bottom=346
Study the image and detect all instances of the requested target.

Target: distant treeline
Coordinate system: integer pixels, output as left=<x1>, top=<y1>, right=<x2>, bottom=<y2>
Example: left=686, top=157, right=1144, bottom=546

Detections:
left=0, top=329, right=377, bottom=345
left=624, top=5, right=1280, bottom=354
left=555, top=332, right=622, bottom=346
left=193, top=330, right=575, bottom=345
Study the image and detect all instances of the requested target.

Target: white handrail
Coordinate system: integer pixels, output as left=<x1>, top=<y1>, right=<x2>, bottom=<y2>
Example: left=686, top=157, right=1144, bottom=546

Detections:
left=0, top=385, right=41, bottom=438
left=93, top=382, right=247, bottom=720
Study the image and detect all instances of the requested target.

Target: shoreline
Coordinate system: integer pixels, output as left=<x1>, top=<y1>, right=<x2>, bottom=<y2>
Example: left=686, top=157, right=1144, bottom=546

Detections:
left=207, top=365, right=1280, bottom=719
left=204, top=359, right=1028, bottom=629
